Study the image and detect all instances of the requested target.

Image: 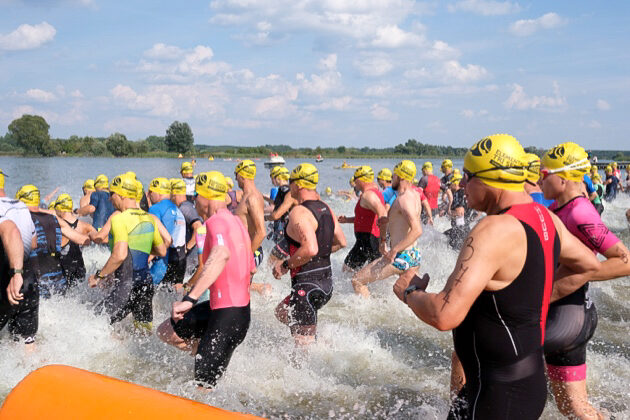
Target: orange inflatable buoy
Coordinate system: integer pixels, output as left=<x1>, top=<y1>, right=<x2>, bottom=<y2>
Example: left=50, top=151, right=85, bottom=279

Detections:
left=0, top=365, right=262, bottom=419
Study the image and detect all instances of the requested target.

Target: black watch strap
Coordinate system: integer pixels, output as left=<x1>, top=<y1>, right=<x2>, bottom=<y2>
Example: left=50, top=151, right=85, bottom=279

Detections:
left=182, top=294, right=198, bottom=305
left=403, top=284, right=421, bottom=304
left=95, top=270, right=105, bottom=279
left=281, top=260, right=289, bottom=270
left=9, top=268, right=23, bottom=276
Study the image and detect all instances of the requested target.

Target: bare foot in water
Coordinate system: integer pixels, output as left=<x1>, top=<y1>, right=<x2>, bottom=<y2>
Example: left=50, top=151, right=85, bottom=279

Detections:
left=352, top=279, right=371, bottom=298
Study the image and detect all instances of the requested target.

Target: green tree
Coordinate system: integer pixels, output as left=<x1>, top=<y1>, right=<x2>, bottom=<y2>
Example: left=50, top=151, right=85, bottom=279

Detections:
left=145, top=135, right=166, bottom=151
left=106, top=132, right=132, bottom=157
left=8, top=114, right=56, bottom=156
left=337, top=146, right=346, bottom=154
left=165, top=121, right=194, bottom=153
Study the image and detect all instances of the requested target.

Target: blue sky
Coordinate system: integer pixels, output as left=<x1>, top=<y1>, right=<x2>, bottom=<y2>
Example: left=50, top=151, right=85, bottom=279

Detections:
left=0, top=0, right=628, bottom=149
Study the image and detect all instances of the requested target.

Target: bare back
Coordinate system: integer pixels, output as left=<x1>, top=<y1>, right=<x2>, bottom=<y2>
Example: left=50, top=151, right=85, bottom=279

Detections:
left=235, top=187, right=266, bottom=250
left=388, top=188, right=422, bottom=250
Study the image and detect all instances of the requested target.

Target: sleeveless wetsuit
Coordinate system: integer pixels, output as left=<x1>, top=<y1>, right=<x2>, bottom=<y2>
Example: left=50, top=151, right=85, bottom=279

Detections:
left=449, top=202, right=560, bottom=420
left=30, top=212, right=66, bottom=298
left=270, top=185, right=292, bottom=259
left=0, top=198, right=38, bottom=343
left=344, top=187, right=383, bottom=270
left=172, top=208, right=252, bottom=387
left=444, top=189, right=472, bottom=250
left=59, top=218, right=86, bottom=287
left=98, top=208, right=163, bottom=325
left=545, top=196, right=620, bottom=382
left=183, top=177, right=195, bottom=203
left=282, top=200, right=334, bottom=334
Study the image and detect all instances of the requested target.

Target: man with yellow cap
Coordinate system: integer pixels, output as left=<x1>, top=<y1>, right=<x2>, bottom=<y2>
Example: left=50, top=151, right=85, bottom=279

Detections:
left=171, top=179, right=203, bottom=262
left=376, top=168, right=396, bottom=210
left=352, top=160, right=424, bottom=298
left=339, top=166, right=387, bottom=272
left=16, top=185, right=89, bottom=299
left=418, top=161, right=441, bottom=219
left=224, top=176, right=240, bottom=213
left=0, top=170, right=38, bottom=346
left=148, top=178, right=187, bottom=286
left=272, top=163, right=346, bottom=346
left=180, top=162, right=195, bottom=202
left=76, top=174, right=115, bottom=230
left=603, top=165, right=620, bottom=201
left=589, top=172, right=605, bottom=215
left=523, top=153, right=555, bottom=208
left=442, top=171, right=474, bottom=250
left=53, top=194, right=96, bottom=287
left=79, top=179, right=95, bottom=209
left=266, top=166, right=297, bottom=264
left=89, top=173, right=167, bottom=332
left=233, top=160, right=268, bottom=293
left=540, top=142, right=630, bottom=419
left=393, top=134, right=600, bottom=419
left=157, top=171, right=254, bottom=389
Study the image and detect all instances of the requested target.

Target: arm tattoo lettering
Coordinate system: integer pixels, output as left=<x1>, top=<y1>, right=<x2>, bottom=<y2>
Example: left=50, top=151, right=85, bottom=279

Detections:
left=440, top=239, right=475, bottom=311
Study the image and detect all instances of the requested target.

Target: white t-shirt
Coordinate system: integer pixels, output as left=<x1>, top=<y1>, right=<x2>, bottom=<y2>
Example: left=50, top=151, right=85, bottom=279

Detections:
left=183, top=177, right=195, bottom=196
left=0, top=197, right=35, bottom=257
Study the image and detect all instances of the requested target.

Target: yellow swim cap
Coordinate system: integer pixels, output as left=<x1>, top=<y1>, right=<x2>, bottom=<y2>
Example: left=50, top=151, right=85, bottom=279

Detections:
left=353, top=166, right=374, bottom=182
left=170, top=178, right=187, bottom=195
left=394, top=160, right=416, bottom=182
left=463, top=134, right=527, bottom=192
left=605, top=165, right=612, bottom=174
left=541, top=142, right=591, bottom=182
left=135, top=181, right=144, bottom=202
left=275, top=166, right=290, bottom=181
left=181, top=162, right=193, bottom=175
left=592, top=173, right=601, bottom=182
left=149, top=177, right=171, bottom=195
left=54, top=193, right=73, bottom=212
left=270, top=165, right=281, bottom=178
left=524, top=153, right=541, bottom=184
left=235, top=160, right=256, bottom=180
left=83, top=179, right=95, bottom=191
left=224, top=176, right=234, bottom=189
left=377, top=168, right=392, bottom=182
left=48, top=201, right=56, bottom=210
left=125, top=171, right=137, bottom=180
left=94, top=174, right=109, bottom=189
left=451, top=172, right=463, bottom=185
left=422, top=161, right=433, bottom=172
left=0, top=169, right=5, bottom=189
left=612, top=162, right=618, bottom=168
left=16, top=184, right=40, bottom=206
left=196, top=171, right=228, bottom=201
left=110, top=173, right=139, bottom=199
left=325, top=186, right=332, bottom=195
left=290, top=163, right=318, bottom=190
left=441, top=159, right=453, bottom=170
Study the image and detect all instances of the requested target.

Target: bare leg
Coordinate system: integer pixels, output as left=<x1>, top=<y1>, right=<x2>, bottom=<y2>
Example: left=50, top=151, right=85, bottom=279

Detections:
left=292, top=325, right=316, bottom=347
left=352, top=256, right=403, bottom=298
left=275, top=300, right=290, bottom=326
left=549, top=379, right=604, bottom=420
left=156, top=319, right=199, bottom=355
left=450, top=351, right=466, bottom=399
left=250, top=282, right=272, bottom=295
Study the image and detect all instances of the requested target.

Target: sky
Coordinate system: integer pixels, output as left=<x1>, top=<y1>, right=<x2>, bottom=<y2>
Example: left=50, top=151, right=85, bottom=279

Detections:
left=0, top=0, right=629, bottom=150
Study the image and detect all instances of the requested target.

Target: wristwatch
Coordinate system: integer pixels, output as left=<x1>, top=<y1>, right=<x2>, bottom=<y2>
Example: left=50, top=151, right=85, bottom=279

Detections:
left=8, top=268, right=23, bottom=277
left=95, top=270, right=105, bottom=279
left=403, top=284, right=424, bottom=304
left=281, top=260, right=289, bottom=270
left=182, top=294, right=198, bottom=305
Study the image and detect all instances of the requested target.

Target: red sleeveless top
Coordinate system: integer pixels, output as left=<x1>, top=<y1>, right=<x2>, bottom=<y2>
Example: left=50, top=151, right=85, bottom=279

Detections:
left=354, top=187, right=384, bottom=237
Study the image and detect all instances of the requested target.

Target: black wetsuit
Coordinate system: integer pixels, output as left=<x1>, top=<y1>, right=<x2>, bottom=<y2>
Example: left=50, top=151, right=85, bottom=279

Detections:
left=449, top=203, right=560, bottom=420
left=284, top=200, right=334, bottom=334
left=270, top=185, right=291, bottom=259
left=30, top=212, right=66, bottom=298
left=444, top=189, right=472, bottom=250
left=59, top=219, right=86, bottom=287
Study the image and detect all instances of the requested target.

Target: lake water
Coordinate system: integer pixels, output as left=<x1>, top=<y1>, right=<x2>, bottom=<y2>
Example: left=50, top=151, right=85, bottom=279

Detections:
left=0, top=156, right=628, bottom=419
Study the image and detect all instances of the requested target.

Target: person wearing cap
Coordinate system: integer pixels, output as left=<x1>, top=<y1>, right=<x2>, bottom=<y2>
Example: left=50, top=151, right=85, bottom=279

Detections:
left=265, top=166, right=281, bottom=205
left=148, top=178, right=187, bottom=286
left=77, top=174, right=115, bottom=230
left=79, top=179, right=95, bottom=209
left=418, top=162, right=441, bottom=220
left=233, top=160, right=269, bottom=294
left=540, top=142, right=630, bottom=419
left=0, top=170, right=38, bottom=346
left=603, top=165, right=619, bottom=201
left=442, top=172, right=473, bottom=250
left=53, top=194, right=96, bottom=287
left=351, top=160, right=424, bottom=298
left=17, top=185, right=89, bottom=298
left=89, top=173, right=166, bottom=332
left=171, top=179, right=203, bottom=264
left=393, top=134, right=600, bottom=419
left=266, top=167, right=297, bottom=264
left=180, top=162, right=196, bottom=203
left=590, top=173, right=605, bottom=215
left=157, top=171, right=254, bottom=389
left=224, top=176, right=240, bottom=214
left=523, top=153, right=555, bottom=208
left=376, top=168, right=397, bottom=211
left=272, top=163, right=346, bottom=346
left=339, top=166, right=387, bottom=273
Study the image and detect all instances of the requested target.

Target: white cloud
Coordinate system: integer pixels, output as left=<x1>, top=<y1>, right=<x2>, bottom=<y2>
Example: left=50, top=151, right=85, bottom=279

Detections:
left=0, top=22, right=56, bottom=51
left=448, top=0, right=521, bottom=16
left=70, top=89, right=84, bottom=98
left=296, top=54, right=342, bottom=96
left=423, top=40, right=459, bottom=60
left=364, top=83, right=392, bottom=97
left=306, top=96, right=352, bottom=111
left=461, top=109, right=488, bottom=119
left=137, top=44, right=231, bottom=80
left=596, top=99, right=610, bottom=111
left=371, top=25, right=423, bottom=48
left=587, top=120, right=601, bottom=129
left=26, top=88, right=56, bottom=102
left=370, top=103, right=398, bottom=120
left=509, top=13, right=567, bottom=37
left=504, top=82, right=567, bottom=110
left=354, top=54, right=394, bottom=77
left=254, top=95, right=297, bottom=119
left=441, top=60, right=488, bottom=83
left=144, top=43, right=184, bottom=60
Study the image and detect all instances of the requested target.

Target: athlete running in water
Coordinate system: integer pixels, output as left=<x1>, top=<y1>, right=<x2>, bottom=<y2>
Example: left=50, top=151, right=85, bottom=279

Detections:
left=0, top=170, right=37, bottom=346
left=233, top=160, right=269, bottom=294
left=272, top=163, right=346, bottom=346
left=157, top=171, right=254, bottom=388
left=76, top=174, right=115, bottom=230
left=224, top=177, right=240, bottom=214
left=181, top=162, right=195, bottom=203
left=267, top=166, right=297, bottom=265
left=89, top=174, right=166, bottom=332
left=352, top=160, right=423, bottom=298
left=523, top=153, right=555, bottom=208
left=418, top=162, right=441, bottom=222
left=376, top=168, right=397, bottom=211
left=53, top=194, right=96, bottom=287
left=79, top=179, right=95, bottom=209
left=171, top=178, right=203, bottom=275
left=443, top=172, right=473, bottom=250
left=540, top=142, right=630, bottom=419
left=339, top=166, right=387, bottom=272
left=393, top=134, right=600, bottom=420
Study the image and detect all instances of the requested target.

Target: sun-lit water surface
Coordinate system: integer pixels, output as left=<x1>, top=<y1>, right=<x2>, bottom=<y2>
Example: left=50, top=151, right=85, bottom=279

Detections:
left=0, top=157, right=628, bottom=419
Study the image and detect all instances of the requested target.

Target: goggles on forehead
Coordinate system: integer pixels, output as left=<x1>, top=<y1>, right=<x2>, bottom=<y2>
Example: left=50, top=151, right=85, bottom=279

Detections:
left=540, top=158, right=590, bottom=180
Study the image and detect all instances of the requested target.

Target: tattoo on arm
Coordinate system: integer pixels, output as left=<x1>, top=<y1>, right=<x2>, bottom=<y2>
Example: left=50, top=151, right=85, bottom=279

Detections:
left=441, top=237, right=475, bottom=311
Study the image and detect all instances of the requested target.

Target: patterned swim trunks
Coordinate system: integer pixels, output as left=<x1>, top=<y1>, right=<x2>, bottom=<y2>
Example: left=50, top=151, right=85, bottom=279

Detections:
left=392, top=247, right=422, bottom=271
